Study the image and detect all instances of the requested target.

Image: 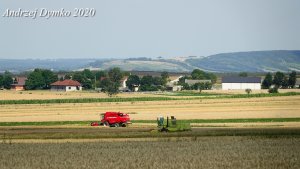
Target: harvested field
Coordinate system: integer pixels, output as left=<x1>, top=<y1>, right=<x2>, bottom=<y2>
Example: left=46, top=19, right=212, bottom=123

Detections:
left=204, top=88, right=300, bottom=94
left=1, top=136, right=299, bottom=169
left=0, top=95, right=299, bottom=122
left=0, top=90, right=164, bottom=100
left=1, top=89, right=299, bottom=100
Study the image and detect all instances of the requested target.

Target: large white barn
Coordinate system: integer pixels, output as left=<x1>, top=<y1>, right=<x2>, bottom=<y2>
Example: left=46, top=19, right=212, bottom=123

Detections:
left=222, top=77, right=261, bottom=90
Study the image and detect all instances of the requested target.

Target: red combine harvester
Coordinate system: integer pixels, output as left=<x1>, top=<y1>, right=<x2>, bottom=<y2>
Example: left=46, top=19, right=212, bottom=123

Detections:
left=91, top=112, right=131, bottom=127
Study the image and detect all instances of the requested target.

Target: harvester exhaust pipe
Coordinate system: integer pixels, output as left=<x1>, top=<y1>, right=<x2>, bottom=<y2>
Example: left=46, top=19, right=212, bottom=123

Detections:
left=166, top=116, right=169, bottom=128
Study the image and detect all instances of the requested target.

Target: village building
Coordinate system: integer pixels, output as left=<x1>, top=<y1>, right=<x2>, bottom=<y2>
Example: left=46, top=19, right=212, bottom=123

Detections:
left=222, top=77, right=261, bottom=90
left=119, top=76, right=130, bottom=92
left=50, top=79, right=82, bottom=92
left=11, top=77, right=27, bottom=91
left=166, top=76, right=183, bottom=91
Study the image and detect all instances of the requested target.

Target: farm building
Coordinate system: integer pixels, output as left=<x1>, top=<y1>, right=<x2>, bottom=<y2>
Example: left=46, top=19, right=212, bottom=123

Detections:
left=166, top=76, right=183, bottom=91
left=167, top=76, right=183, bottom=86
left=11, top=77, right=27, bottom=91
left=185, top=79, right=212, bottom=86
left=50, top=79, right=82, bottom=92
left=222, top=77, right=261, bottom=90
left=119, top=76, right=129, bottom=91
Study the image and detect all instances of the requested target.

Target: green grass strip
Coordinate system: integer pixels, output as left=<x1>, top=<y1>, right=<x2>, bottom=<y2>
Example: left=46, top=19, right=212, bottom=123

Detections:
left=0, top=92, right=299, bottom=105
left=1, top=118, right=300, bottom=126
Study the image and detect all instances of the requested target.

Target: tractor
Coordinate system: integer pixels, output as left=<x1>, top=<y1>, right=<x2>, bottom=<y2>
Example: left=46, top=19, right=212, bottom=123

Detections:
left=91, top=112, right=131, bottom=127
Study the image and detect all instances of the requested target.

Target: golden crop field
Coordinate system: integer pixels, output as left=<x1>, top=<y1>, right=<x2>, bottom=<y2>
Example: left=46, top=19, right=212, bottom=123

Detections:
left=0, top=90, right=163, bottom=100
left=0, top=93, right=299, bottom=122
left=1, top=89, right=299, bottom=100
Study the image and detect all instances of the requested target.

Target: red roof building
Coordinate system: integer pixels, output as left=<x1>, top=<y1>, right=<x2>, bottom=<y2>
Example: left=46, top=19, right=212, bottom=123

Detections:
left=50, top=79, right=82, bottom=92
left=11, top=77, right=27, bottom=91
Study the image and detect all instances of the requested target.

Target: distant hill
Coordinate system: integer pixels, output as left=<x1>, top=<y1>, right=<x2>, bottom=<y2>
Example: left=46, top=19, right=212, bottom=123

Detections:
left=1, top=50, right=299, bottom=73
left=0, top=59, right=96, bottom=73
left=88, top=50, right=300, bottom=72
left=185, top=50, right=300, bottom=72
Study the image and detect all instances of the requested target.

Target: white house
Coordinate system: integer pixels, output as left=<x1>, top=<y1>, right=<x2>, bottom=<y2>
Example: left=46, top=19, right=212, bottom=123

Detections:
left=222, top=77, right=261, bottom=90
left=50, top=79, right=82, bottom=92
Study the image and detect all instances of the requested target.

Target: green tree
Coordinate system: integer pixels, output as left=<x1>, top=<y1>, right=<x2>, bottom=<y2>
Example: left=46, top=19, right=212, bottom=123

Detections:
left=64, top=74, right=72, bottom=80
left=72, top=72, right=84, bottom=83
left=126, top=75, right=140, bottom=91
left=204, top=82, right=212, bottom=90
left=99, top=78, right=118, bottom=97
left=262, top=73, right=273, bottom=89
left=0, top=75, right=3, bottom=88
left=95, top=71, right=107, bottom=80
left=191, top=69, right=217, bottom=84
left=3, top=71, right=13, bottom=89
left=282, top=77, right=289, bottom=89
left=141, top=75, right=153, bottom=86
left=191, top=69, right=206, bottom=79
left=82, top=69, right=94, bottom=80
left=108, top=67, right=123, bottom=83
left=239, top=72, right=248, bottom=77
left=140, top=75, right=159, bottom=91
left=100, top=67, right=124, bottom=96
left=42, top=69, right=58, bottom=89
left=208, top=73, right=217, bottom=84
left=273, top=71, right=285, bottom=88
left=193, top=82, right=205, bottom=93
left=153, top=77, right=163, bottom=86
left=161, top=71, right=169, bottom=86
left=25, top=69, right=45, bottom=90
left=73, top=72, right=93, bottom=89
left=268, top=87, right=279, bottom=93
left=288, top=71, right=297, bottom=88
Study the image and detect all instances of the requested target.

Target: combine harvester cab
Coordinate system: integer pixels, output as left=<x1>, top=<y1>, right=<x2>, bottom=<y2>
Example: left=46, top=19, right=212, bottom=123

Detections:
left=91, top=112, right=131, bottom=127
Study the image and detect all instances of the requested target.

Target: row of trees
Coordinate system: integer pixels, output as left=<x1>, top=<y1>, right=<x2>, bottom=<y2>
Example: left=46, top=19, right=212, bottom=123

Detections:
left=126, top=72, right=169, bottom=92
left=262, top=71, right=297, bottom=89
left=1, top=68, right=216, bottom=94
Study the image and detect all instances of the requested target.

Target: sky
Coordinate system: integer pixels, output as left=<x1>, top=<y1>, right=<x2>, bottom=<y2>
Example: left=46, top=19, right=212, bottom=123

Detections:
left=1, top=0, right=300, bottom=59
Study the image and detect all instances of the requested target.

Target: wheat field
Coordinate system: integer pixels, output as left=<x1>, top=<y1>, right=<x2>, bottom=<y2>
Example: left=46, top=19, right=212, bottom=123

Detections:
left=0, top=94, right=299, bottom=122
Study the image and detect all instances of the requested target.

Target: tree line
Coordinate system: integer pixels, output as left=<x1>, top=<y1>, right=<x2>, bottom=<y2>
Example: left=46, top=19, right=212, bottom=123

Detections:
left=0, top=68, right=217, bottom=95
left=262, top=71, right=297, bottom=89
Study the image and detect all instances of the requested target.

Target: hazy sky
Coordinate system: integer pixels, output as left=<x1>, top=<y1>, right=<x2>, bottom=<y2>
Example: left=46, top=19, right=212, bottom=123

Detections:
left=1, top=0, right=300, bottom=59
